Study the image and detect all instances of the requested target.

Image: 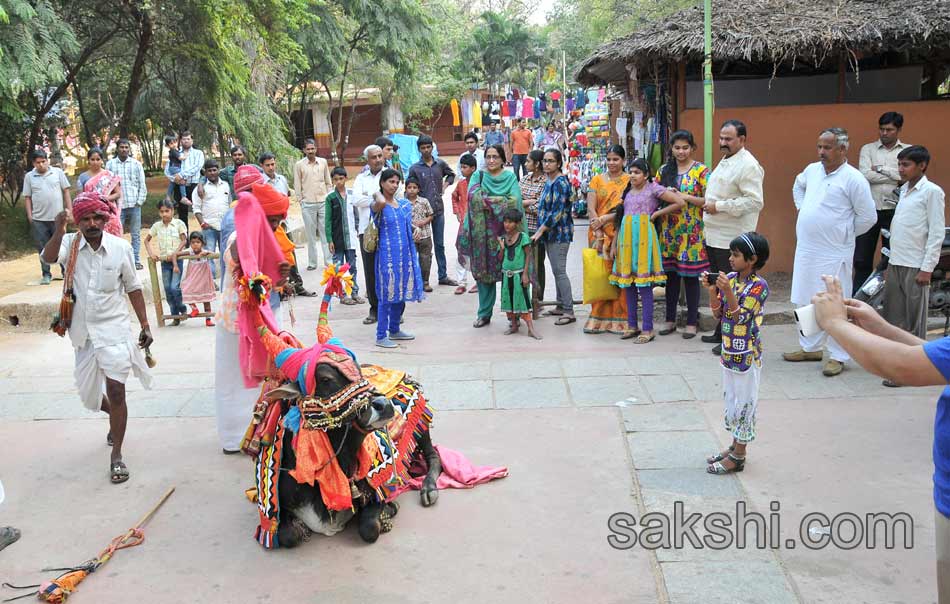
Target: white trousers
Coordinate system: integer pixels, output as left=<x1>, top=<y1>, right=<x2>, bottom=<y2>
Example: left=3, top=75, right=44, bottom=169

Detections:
left=455, top=261, right=469, bottom=286
left=213, top=325, right=262, bottom=451
left=722, top=363, right=761, bottom=443
left=300, top=202, right=330, bottom=268
left=799, top=329, right=850, bottom=362
left=74, top=338, right=152, bottom=411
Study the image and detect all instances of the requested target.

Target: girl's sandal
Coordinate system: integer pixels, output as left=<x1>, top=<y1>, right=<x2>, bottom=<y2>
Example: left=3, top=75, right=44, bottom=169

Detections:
left=620, top=328, right=641, bottom=340
left=707, top=454, right=745, bottom=475
left=658, top=324, right=676, bottom=336
left=555, top=316, right=576, bottom=326
left=634, top=333, right=655, bottom=344
left=706, top=445, right=735, bottom=464
left=110, top=460, right=130, bottom=484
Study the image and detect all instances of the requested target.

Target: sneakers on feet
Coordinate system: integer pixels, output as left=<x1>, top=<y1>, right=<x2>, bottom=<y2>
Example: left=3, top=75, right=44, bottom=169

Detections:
left=376, top=337, right=398, bottom=349
left=389, top=330, right=415, bottom=341
left=40, top=275, right=52, bottom=285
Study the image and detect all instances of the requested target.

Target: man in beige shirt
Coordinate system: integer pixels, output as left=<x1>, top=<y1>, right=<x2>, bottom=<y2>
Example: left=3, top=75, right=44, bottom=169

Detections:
left=701, top=119, right=766, bottom=353
left=293, top=138, right=333, bottom=269
left=854, top=111, right=910, bottom=290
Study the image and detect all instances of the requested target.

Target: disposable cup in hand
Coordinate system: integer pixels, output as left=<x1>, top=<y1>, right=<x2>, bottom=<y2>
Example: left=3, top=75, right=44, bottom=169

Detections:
left=794, top=304, right=821, bottom=338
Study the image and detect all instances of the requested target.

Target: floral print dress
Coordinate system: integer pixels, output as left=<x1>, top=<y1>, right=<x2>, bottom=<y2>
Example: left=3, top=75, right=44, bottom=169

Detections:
left=656, top=162, right=710, bottom=277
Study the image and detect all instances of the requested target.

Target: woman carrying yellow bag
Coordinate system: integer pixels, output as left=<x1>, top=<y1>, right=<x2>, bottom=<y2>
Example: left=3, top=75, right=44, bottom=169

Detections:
left=583, top=145, right=629, bottom=334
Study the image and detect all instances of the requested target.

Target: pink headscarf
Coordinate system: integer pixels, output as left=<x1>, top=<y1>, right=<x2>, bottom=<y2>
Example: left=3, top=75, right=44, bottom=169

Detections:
left=235, top=190, right=285, bottom=387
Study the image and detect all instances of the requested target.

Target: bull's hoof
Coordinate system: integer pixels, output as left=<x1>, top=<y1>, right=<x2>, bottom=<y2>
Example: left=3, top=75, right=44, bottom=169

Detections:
left=421, top=482, right=439, bottom=507
left=277, top=517, right=310, bottom=548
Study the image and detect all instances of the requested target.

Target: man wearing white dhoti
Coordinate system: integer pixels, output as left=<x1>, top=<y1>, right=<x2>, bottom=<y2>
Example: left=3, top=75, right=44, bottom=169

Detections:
left=42, top=193, right=154, bottom=484
left=785, top=128, right=876, bottom=377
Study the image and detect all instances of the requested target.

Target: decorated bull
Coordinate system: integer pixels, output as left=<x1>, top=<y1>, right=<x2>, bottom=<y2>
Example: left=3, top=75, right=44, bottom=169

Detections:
left=241, top=265, right=442, bottom=547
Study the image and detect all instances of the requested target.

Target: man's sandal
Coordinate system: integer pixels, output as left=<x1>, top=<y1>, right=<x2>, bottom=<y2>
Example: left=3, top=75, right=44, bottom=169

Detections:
left=706, top=445, right=735, bottom=464
left=620, top=329, right=641, bottom=340
left=110, top=460, right=130, bottom=484
left=707, top=454, right=745, bottom=475
left=555, top=316, right=576, bottom=326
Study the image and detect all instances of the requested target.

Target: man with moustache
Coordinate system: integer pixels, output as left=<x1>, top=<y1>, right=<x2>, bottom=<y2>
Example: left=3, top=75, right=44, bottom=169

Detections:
left=701, top=119, right=765, bottom=354
left=42, top=193, right=154, bottom=483
left=785, top=128, right=876, bottom=377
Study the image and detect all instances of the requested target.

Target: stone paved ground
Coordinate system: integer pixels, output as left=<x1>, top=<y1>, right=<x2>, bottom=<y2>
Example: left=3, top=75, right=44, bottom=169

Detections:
left=0, top=213, right=942, bottom=603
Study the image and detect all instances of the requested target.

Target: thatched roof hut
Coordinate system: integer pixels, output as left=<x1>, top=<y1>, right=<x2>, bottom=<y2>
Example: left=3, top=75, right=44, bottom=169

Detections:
left=576, top=0, right=950, bottom=86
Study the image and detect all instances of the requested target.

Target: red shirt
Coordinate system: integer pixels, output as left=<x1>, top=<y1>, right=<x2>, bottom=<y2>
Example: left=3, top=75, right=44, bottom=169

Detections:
left=452, top=178, right=469, bottom=217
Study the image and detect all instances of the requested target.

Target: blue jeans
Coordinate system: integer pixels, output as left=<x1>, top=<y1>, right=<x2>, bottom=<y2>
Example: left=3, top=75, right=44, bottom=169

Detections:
left=202, top=227, right=221, bottom=279
left=431, top=213, right=447, bottom=280
left=333, top=249, right=360, bottom=296
left=376, top=301, right=405, bottom=341
left=512, top=154, right=528, bottom=180
left=161, top=260, right=186, bottom=316
left=120, top=206, right=142, bottom=263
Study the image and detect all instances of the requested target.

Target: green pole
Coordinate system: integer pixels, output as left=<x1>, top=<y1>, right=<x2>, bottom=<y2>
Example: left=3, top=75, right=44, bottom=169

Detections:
left=703, top=0, right=713, bottom=167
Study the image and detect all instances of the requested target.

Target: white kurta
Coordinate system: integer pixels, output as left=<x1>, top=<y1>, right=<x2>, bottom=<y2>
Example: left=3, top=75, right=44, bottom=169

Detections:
left=791, top=161, right=876, bottom=361
left=791, top=161, right=876, bottom=304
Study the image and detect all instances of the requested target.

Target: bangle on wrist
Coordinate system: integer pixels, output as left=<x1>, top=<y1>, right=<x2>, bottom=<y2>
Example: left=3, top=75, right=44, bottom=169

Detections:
left=710, top=303, right=722, bottom=310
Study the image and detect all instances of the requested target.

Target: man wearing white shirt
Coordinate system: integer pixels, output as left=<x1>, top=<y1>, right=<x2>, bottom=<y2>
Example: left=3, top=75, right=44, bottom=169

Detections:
left=41, top=198, right=153, bottom=484
left=192, top=159, right=231, bottom=279
left=106, top=138, right=147, bottom=269
left=165, top=131, right=204, bottom=224
left=785, top=128, right=877, bottom=377
left=457, top=131, right=485, bottom=174
left=353, top=145, right=404, bottom=325
left=259, top=152, right=289, bottom=195
left=293, top=139, right=333, bottom=270
left=882, top=145, right=946, bottom=350
left=854, top=112, right=910, bottom=290
left=701, top=119, right=765, bottom=353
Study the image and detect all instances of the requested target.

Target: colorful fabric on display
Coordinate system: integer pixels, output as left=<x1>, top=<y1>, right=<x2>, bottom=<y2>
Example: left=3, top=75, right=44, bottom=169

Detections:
left=656, top=162, right=710, bottom=276
left=374, top=198, right=424, bottom=304
left=609, top=181, right=668, bottom=288
left=533, top=98, right=540, bottom=119
left=235, top=190, right=284, bottom=387
left=456, top=169, right=524, bottom=284
left=473, top=102, right=482, bottom=129
left=718, top=272, right=769, bottom=372
left=450, top=99, right=460, bottom=126
left=359, top=367, right=435, bottom=500
left=584, top=174, right=630, bottom=334
left=253, top=420, right=284, bottom=548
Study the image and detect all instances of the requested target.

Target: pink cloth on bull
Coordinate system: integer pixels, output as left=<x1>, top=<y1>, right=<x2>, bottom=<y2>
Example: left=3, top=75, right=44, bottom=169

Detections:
left=387, top=444, right=508, bottom=500
left=235, top=190, right=285, bottom=387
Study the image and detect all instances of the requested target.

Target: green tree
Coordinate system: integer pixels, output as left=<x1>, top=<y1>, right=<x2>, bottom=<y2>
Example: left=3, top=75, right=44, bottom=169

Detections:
left=458, top=11, right=539, bottom=97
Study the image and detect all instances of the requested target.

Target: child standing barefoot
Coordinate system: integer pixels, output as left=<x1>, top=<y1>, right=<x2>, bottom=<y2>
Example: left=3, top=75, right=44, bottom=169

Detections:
left=180, top=231, right=216, bottom=327
left=705, top=232, right=770, bottom=475
left=499, top=209, right=541, bottom=340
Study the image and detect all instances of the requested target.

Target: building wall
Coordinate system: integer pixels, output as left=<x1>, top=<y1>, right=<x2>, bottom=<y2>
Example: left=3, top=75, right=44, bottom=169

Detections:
left=680, top=100, right=950, bottom=273
left=685, top=66, right=924, bottom=108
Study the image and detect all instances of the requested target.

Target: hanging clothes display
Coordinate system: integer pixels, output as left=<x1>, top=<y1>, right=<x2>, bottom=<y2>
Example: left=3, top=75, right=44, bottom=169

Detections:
left=533, top=97, right=541, bottom=120
left=575, top=88, right=587, bottom=111
left=566, top=98, right=575, bottom=113
left=522, top=96, right=534, bottom=119
left=587, top=89, right=598, bottom=104
left=450, top=99, right=461, bottom=127
left=473, top=102, right=483, bottom=128
left=538, top=92, right=547, bottom=113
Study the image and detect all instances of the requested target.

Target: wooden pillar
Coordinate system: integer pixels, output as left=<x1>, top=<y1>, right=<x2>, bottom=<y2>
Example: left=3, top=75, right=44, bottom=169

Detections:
left=837, top=54, right=847, bottom=103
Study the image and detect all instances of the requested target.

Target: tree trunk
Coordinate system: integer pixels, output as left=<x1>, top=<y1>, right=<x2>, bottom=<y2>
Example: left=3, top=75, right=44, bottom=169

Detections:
left=118, top=8, right=154, bottom=138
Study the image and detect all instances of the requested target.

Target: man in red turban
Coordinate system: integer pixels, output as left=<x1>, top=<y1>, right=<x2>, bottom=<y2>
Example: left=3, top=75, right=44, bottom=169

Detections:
left=40, top=195, right=153, bottom=484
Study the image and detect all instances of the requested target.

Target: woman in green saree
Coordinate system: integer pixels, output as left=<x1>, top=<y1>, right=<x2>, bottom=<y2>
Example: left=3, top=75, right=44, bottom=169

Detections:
left=457, top=144, right=525, bottom=327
